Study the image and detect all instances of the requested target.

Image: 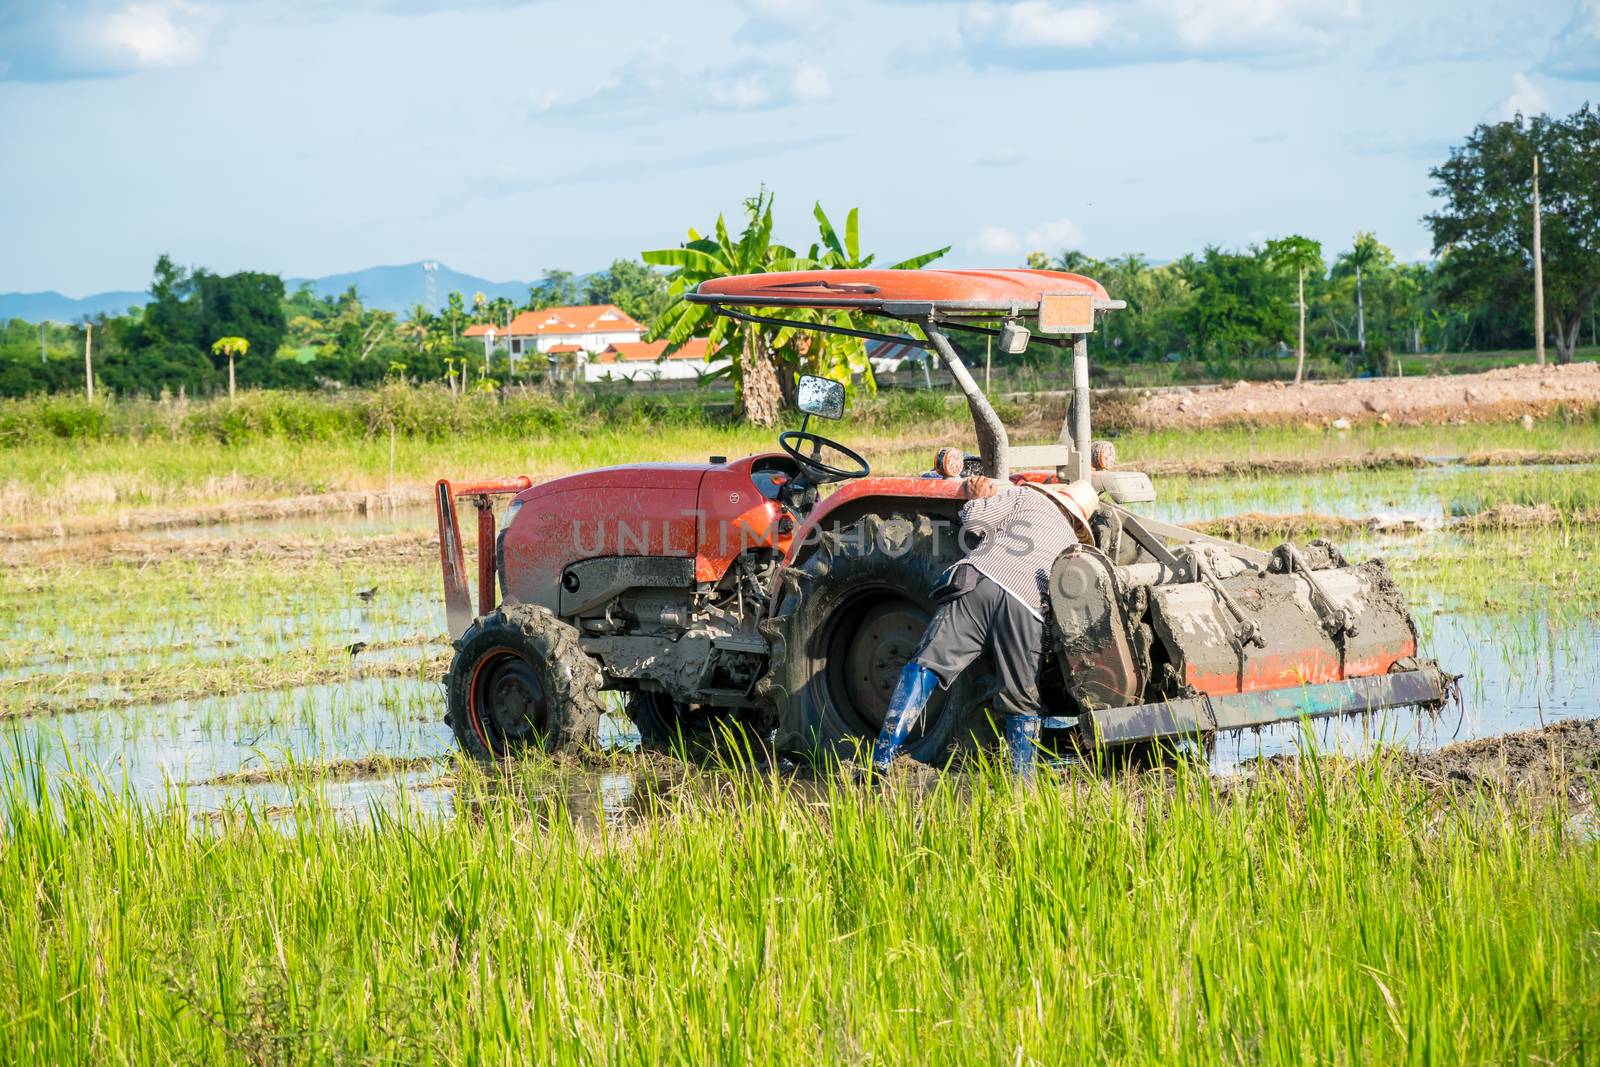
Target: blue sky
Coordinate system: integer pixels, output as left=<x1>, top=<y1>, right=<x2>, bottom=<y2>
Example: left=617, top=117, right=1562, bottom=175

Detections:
left=2, top=0, right=1597, bottom=296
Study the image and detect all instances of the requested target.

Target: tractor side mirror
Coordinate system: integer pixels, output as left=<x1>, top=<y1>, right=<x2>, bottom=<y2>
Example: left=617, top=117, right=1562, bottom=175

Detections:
left=796, top=375, right=845, bottom=420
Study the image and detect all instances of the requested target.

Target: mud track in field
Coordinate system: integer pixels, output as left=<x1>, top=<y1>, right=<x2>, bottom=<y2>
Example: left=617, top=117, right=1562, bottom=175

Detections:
left=1136, top=361, right=1600, bottom=430
left=0, top=488, right=435, bottom=545
left=9, top=530, right=440, bottom=565
left=1402, top=717, right=1600, bottom=806
left=1, top=649, right=451, bottom=720
left=198, top=754, right=442, bottom=786
left=1247, top=718, right=1600, bottom=808
left=1186, top=503, right=1599, bottom=541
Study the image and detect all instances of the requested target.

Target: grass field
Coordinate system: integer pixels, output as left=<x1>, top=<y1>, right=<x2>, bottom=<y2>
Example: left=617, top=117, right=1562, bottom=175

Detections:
left=4, top=383, right=1600, bottom=527
left=3, top=756, right=1596, bottom=1064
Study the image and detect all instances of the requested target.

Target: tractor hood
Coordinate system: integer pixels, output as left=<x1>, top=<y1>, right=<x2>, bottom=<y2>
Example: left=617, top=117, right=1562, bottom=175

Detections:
left=525, top=462, right=711, bottom=493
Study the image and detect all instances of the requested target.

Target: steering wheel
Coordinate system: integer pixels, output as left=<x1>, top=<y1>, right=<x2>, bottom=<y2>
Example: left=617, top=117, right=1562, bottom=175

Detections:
left=779, top=430, right=871, bottom=485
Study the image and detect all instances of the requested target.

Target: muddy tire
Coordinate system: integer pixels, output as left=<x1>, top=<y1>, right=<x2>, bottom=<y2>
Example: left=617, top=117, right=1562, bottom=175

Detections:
left=759, top=512, right=995, bottom=764
left=445, top=604, right=604, bottom=760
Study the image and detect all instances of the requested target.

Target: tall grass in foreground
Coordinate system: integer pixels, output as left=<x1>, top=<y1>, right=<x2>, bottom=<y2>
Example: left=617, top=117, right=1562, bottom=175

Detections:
left=2, top=756, right=1596, bottom=1064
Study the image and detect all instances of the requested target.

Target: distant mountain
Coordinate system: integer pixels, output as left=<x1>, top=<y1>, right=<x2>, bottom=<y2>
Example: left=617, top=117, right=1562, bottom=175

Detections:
left=0, top=261, right=564, bottom=322
left=0, top=289, right=150, bottom=322
left=284, top=261, right=546, bottom=313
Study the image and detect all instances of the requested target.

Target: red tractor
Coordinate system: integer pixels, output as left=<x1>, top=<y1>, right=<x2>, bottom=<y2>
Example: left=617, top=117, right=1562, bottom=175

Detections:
left=435, top=269, right=1448, bottom=764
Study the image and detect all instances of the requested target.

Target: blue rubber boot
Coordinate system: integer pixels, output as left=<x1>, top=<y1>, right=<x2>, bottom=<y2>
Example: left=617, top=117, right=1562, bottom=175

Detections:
left=872, top=662, right=939, bottom=772
left=1004, top=714, right=1042, bottom=781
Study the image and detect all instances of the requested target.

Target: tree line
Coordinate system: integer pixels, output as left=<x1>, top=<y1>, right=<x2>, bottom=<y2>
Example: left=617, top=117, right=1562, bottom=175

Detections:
left=2, top=104, right=1594, bottom=414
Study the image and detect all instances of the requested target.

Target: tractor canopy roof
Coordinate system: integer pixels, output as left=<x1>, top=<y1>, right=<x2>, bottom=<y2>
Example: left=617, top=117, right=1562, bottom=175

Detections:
left=688, top=269, right=1121, bottom=323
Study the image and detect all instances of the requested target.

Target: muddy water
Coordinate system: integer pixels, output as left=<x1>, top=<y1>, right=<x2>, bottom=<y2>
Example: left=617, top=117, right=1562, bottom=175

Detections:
left=3, top=463, right=1597, bottom=824
left=1146, top=461, right=1597, bottom=529
left=2, top=672, right=646, bottom=822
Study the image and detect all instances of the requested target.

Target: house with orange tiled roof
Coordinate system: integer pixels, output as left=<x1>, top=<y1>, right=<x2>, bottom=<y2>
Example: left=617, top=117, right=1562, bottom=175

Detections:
left=588, top=337, right=729, bottom=382
left=464, top=304, right=643, bottom=371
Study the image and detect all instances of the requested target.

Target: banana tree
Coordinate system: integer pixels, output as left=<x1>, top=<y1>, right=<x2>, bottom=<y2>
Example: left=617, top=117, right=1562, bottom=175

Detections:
left=802, top=202, right=949, bottom=391
left=644, top=192, right=949, bottom=425
left=643, top=190, right=812, bottom=426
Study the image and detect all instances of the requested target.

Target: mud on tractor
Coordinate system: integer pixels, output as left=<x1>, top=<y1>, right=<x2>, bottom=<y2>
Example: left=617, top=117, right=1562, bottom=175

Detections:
left=435, top=268, right=1450, bottom=764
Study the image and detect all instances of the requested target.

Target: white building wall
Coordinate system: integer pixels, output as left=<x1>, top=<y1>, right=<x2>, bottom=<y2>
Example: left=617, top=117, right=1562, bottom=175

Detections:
left=584, top=359, right=730, bottom=383
left=531, top=328, right=642, bottom=353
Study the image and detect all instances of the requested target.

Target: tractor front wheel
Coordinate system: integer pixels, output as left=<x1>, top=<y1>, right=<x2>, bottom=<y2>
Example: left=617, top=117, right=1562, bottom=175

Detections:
left=445, top=605, right=604, bottom=760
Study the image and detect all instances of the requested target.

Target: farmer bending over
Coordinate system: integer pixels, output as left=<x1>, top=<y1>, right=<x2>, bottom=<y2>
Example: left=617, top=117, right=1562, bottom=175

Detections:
left=872, top=474, right=1079, bottom=778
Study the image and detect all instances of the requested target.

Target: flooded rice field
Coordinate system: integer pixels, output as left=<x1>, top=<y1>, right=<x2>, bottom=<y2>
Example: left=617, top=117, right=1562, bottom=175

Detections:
left=4, top=457, right=1597, bottom=824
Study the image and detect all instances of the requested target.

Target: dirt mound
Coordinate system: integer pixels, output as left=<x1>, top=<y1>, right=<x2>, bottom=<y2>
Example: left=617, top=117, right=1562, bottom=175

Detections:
left=1452, top=503, right=1568, bottom=530
left=1188, top=512, right=1372, bottom=541
left=1140, top=453, right=1431, bottom=478
left=1403, top=717, right=1600, bottom=805
left=1461, top=448, right=1600, bottom=467
left=1137, top=361, right=1600, bottom=430
left=8, top=529, right=439, bottom=566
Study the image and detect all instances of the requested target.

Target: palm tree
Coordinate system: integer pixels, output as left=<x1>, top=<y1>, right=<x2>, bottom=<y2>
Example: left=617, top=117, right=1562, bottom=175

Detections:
left=445, top=291, right=466, bottom=340
left=210, top=336, right=249, bottom=399
left=1266, top=236, right=1324, bottom=384
left=1339, top=232, right=1384, bottom=368
left=399, top=304, right=431, bottom=352
left=472, top=291, right=487, bottom=323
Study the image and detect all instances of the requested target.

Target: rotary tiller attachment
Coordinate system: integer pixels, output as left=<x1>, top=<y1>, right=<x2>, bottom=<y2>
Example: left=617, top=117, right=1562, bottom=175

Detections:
left=1045, top=532, right=1452, bottom=747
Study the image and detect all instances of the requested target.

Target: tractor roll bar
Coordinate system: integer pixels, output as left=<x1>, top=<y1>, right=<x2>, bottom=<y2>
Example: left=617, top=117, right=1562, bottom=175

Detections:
left=696, top=298, right=1105, bottom=484
left=914, top=318, right=1011, bottom=480
left=436, top=476, right=532, bottom=639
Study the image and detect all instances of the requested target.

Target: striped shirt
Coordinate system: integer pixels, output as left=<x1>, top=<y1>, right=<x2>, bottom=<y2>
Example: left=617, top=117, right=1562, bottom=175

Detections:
left=954, top=487, right=1080, bottom=620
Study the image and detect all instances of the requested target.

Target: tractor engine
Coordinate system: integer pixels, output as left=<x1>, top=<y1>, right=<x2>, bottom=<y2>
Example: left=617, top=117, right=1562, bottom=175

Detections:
left=492, top=454, right=800, bottom=709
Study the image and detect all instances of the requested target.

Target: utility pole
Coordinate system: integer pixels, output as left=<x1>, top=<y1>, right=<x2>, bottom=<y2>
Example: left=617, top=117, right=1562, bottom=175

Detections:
left=1532, top=153, right=1546, bottom=367
left=82, top=322, right=94, bottom=401
left=39, top=322, right=46, bottom=364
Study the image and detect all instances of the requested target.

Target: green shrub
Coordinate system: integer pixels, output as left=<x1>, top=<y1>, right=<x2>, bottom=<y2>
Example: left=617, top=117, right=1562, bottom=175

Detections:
left=0, top=395, right=111, bottom=446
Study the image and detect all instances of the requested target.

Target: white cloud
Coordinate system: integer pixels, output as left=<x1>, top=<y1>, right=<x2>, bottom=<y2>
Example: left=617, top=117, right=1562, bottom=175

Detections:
left=1487, top=72, right=1550, bottom=122
left=965, top=1, right=1115, bottom=49
left=537, top=55, right=833, bottom=121
left=960, top=0, right=1361, bottom=70
left=93, top=2, right=210, bottom=68
left=970, top=218, right=1084, bottom=258
left=789, top=63, right=832, bottom=102
left=1, top=0, right=214, bottom=80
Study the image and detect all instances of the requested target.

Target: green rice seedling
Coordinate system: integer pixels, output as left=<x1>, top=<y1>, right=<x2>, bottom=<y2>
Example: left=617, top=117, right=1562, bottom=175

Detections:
left=0, top=751, right=1594, bottom=1064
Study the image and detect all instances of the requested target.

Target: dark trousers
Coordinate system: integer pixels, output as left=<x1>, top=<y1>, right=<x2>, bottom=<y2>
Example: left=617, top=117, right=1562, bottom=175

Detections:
left=912, top=568, right=1044, bottom=718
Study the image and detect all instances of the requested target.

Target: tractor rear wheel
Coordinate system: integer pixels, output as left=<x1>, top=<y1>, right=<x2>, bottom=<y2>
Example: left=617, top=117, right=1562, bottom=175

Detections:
left=445, top=604, right=604, bottom=760
left=760, top=512, right=995, bottom=764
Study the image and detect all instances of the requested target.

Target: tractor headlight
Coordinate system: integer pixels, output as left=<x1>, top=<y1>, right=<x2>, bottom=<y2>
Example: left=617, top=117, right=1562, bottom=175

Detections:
left=501, top=499, right=523, bottom=531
